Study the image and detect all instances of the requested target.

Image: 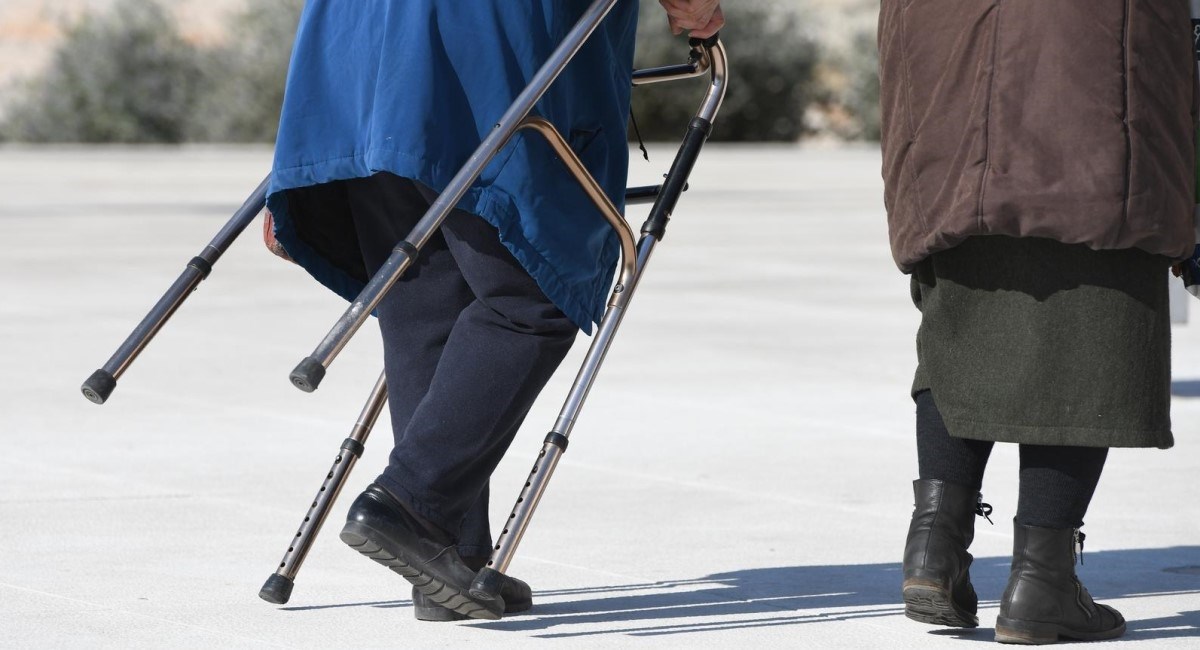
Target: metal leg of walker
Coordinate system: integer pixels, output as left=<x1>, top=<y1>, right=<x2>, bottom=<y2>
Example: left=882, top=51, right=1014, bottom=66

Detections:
left=259, top=371, right=389, bottom=604
left=80, top=176, right=270, bottom=405
left=471, top=37, right=729, bottom=603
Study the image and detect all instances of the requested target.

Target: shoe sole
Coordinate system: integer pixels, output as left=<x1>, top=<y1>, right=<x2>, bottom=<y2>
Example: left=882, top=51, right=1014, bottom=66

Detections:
left=995, top=617, right=1127, bottom=644
left=902, top=581, right=979, bottom=628
left=340, top=520, right=501, bottom=621
left=414, top=593, right=532, bottom=622
left=414, top=604, right=469, bottom=623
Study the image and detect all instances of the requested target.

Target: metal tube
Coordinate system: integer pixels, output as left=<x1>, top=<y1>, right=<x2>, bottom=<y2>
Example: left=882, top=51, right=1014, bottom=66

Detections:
left=630, top=59, right=707, bottom=86
left=516, top=117, right=637, bottom=307
left=487, top=444, right=564, bottom=574
left=697, top=41, right=729, bottom=123
left=479, top=38, right=728, bottom=587
left=81, top=175, right=270, bottom=405
left=259, top=371, right=389, bottom=604
left=481, top=236, right=659, bottom=577
left=289, top=0, right=623, bottom=393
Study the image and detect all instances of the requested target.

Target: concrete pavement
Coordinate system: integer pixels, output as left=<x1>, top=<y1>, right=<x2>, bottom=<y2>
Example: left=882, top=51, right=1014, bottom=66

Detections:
left=0, top=145, right=1196, bottom=647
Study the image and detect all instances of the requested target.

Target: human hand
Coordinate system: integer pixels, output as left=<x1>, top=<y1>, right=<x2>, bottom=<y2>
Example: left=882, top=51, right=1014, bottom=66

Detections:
left=262, top=209, right=295, bottom=263
left=658, top=0, right=724, bottom=39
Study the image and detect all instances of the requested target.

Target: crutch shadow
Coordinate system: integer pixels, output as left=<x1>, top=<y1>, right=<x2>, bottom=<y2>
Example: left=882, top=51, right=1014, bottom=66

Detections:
left=465, top=546, right=1200, bottom=639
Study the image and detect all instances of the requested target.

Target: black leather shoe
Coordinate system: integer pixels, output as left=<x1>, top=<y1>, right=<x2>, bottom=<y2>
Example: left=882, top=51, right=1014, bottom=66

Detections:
left=412, top=572, right=532, bottom=622
left=902, top=479, right=991, bottom=628
left=995, top=523, right=1125, bottom=644
left=339, top=483, right=504, bottom=620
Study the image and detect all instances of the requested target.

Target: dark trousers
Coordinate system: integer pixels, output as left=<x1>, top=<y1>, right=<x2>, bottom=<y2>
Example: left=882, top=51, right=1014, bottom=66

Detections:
left=345, top=173, right=577, bottom=557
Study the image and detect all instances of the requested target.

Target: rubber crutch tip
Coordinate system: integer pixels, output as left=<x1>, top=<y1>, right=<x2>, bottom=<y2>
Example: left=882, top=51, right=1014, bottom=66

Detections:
left=81, top=369, right=117, bottom=405
left=259, top=574, right=295, bottom=604
left=290, top=358, right=326, bottom=393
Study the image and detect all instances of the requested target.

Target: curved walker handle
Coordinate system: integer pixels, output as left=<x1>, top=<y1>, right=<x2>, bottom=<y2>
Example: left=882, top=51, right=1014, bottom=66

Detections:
left=688, top=33, right=721, bottom=50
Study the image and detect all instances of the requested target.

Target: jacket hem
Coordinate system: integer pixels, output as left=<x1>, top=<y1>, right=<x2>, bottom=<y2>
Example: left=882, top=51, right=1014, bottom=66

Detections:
left=268, top=147, right=614, bottom=334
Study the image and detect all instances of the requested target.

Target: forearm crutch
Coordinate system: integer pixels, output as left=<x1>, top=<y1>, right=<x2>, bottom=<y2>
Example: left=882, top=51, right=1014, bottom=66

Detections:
left=80, top=177, right=270, bottom=405
left=471, top=37, right=729, bottom=603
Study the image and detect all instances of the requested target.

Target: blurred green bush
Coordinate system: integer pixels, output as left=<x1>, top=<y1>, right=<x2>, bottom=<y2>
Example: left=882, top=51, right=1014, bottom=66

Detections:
left=0, top=0, right=302, bottom=144
left=0, top=0, right=880, bottom=144
left=632, top=0, right=821, bottom=142
left=186, top=1, right=305, bottom=142
left=818, top=28, right=881, bottom=142
left=1, top=0, right=203, bottom=143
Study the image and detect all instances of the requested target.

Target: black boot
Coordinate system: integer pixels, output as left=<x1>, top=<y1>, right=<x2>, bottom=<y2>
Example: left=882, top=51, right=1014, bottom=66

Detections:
left=995, top=523, right=1125, bottom=644
left=902, top=479, right=991, bottom=628
left=412, top=556, right=533, bottom=622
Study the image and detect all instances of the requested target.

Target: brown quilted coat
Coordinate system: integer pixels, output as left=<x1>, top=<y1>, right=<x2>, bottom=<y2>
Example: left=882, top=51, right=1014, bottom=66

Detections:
left=878, top=1, right=1198, bottom=271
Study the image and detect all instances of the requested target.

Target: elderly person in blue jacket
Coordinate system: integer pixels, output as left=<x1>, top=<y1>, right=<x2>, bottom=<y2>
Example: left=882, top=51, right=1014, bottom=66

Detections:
left=267, top=0, right=723, bottom=621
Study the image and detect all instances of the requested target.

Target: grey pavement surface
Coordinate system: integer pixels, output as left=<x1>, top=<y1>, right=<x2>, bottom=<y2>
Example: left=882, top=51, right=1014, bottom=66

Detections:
left=1, top=145, right=1197, bottom=648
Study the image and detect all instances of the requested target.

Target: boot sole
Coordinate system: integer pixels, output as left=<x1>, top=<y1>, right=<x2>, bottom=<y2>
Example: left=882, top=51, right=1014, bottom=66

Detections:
left=902, top=580, right=979, bottom=628
left=340, top=520, right=502, bottom=621
left=995, top=616, right=1126, bottom=644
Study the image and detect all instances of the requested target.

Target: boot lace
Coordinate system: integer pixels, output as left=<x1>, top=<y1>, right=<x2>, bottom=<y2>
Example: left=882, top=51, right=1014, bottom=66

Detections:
left=975, top=496, right=994, bottom=525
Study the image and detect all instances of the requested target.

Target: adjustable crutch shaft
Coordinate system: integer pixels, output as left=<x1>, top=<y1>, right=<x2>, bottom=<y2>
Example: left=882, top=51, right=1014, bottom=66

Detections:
left=288, top=0, right=624, bottom=394
left=260, top=371, right=389, bottom=604
left=81, top=175, right=271, bottom=405
left=471, top=37, right=729, bottom=602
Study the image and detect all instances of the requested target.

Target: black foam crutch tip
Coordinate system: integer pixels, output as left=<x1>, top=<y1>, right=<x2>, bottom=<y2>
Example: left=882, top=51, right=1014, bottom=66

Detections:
left=290, top=357, right=326, bottom=393
left=259, top=573, right=294, bottom=604
left=469, top=567, right=506, bottom=602
left=81, top=370, right=117, bottom=405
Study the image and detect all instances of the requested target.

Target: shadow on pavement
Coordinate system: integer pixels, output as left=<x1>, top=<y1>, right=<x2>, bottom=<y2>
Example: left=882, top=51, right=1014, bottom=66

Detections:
left=464, top=546, right=1200, bottom=639
left=279, top=547, right=1198, bottom=639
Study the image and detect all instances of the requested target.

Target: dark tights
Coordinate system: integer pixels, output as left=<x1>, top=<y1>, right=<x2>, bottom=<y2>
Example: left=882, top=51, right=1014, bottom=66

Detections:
left=915, top=390, right=1108, bottom=529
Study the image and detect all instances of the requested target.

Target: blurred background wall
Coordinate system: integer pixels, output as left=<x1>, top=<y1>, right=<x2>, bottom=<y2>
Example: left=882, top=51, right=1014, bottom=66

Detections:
left=0, top=0, right=880, bottom=143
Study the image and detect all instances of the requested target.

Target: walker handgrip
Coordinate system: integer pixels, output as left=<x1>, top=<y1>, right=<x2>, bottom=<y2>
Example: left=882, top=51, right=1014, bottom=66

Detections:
left=689, top=33, right=721, bottom=49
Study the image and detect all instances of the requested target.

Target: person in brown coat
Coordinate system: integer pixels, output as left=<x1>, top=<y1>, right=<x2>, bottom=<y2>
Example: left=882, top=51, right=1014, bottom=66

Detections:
left=878, top=1, right=1196, bottom=644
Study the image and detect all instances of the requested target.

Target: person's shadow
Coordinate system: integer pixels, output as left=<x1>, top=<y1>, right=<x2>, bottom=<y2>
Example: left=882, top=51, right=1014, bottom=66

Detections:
left=285, top=546, right=1200, bottom=640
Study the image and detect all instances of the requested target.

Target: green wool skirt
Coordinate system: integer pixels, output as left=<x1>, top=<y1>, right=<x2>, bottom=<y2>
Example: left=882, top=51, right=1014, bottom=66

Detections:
left=911, top=236, right=1174, bottom=449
